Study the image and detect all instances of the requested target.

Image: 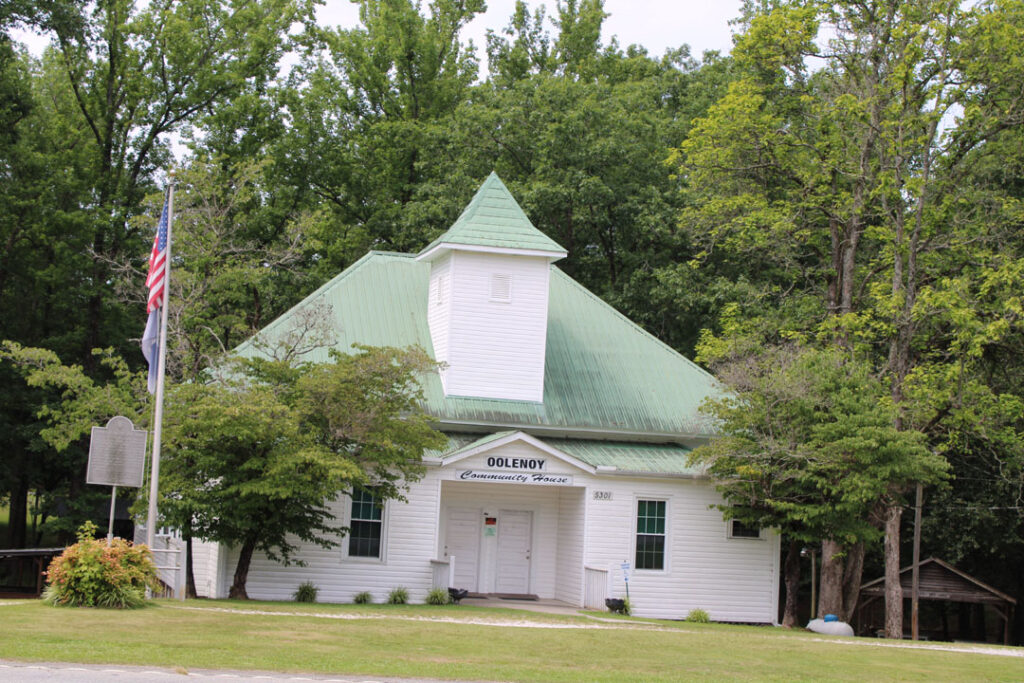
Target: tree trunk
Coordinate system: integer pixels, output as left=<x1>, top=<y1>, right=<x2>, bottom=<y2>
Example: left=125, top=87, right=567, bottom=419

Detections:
left=841, top=542, right=865, bottom=623
left=781, top=540, right=801, bottom=627
left=7, top=479, right=28, bottom=548
left=818, top=539, right=845, bottom=618
left=229, top=537, right=257, bottom=599
left=185, top=534, right=197, bottom=599
left=884, top=504, right=904, bottom=638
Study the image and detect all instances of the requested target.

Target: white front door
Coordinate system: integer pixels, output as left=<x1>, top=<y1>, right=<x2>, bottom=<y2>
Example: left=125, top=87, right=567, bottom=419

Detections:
left=444, top=507, right=481, bottom=591
left=495, top=510, right=532, bottom=594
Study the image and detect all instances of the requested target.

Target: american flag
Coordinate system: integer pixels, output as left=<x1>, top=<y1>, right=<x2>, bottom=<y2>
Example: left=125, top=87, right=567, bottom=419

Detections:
left=142, top=197, right=170, bottom=393
left=146, top=201, right=169, bottom=313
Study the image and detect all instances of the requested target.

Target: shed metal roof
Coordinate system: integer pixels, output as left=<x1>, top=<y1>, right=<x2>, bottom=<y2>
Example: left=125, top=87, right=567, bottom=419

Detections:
left=237, top=251, right=721, bottom=440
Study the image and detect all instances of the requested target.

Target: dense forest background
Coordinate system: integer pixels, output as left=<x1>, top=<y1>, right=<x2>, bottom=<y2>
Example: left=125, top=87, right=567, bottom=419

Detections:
left=1, top=0, right=1021, bottom=640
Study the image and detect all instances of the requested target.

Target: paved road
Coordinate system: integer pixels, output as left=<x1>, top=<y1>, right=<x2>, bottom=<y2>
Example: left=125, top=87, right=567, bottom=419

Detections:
left=0, top=660, right=497, bottom=683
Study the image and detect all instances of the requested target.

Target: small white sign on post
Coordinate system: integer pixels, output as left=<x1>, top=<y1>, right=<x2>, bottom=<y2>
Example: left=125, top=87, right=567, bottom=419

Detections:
left=87, top=416, right=148, bottom=543
left=620, top=560, right=631, bottom=583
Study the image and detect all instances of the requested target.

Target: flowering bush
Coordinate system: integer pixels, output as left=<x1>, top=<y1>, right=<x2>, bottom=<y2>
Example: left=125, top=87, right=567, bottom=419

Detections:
left=42, top=521, right=159, bottom=608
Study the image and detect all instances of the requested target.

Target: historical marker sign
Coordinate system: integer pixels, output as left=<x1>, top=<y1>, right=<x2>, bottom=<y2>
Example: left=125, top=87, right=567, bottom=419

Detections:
left=87, top=416, right=147, bottom=488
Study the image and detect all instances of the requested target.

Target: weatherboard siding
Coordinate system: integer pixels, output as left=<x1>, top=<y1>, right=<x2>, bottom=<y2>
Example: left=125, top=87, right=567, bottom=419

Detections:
left=427, top=252, right=452, bottom=389
left=204, top=439, right=777, bottom=622
left=443, top=251, right=550, bottom=402
left=189, top=540, right=220, bottom=598
left=555, top=487, right=585, bottom=605
left=583, top=476, right=779, bottom=623
left=218, top=481, right=442, bottom=604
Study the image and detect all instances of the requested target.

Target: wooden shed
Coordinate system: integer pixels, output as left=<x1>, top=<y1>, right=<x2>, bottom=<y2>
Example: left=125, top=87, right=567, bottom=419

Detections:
left=856, top=557, right=1016, bottom=644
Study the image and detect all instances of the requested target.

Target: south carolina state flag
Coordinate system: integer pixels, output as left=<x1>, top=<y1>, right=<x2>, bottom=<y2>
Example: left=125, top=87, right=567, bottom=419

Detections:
left=142, top=200, right=169, bottom=393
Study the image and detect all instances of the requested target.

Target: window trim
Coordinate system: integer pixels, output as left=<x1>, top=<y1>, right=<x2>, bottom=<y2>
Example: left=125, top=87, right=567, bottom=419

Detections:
left=344, top=488, right=388, bottom=563
left=728, top=519, right=764, bottom=540
left=633, top=497, right=669, bottom=572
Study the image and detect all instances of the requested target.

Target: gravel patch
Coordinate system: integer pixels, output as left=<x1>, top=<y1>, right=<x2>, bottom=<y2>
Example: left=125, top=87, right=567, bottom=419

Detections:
left=164, top=604, right=674, bottom=631
left=165, top=604, right=1024, bottom=657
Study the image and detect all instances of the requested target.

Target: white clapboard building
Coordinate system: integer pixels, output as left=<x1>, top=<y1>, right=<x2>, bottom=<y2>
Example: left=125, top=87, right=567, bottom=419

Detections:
left=190, top=173, right=780, bottom=622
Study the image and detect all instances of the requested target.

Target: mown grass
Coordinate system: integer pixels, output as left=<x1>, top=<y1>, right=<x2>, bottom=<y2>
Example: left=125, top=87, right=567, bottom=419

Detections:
left=0, top=599, right=1021, bottom=682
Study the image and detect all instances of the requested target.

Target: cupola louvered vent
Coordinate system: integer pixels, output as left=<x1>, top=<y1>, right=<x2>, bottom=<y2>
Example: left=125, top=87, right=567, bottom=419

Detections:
left=434, top=273, right=448, bottom=305
left=490, top=273, right=512, bottom=302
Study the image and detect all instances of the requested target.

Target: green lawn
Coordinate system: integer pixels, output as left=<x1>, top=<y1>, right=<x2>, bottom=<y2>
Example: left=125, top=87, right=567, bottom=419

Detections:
left=0, top=599, right=1021, bottom=682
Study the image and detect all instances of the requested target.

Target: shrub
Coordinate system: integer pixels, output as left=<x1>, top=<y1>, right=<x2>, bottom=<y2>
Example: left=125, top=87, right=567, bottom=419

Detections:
left=386, top=586, right=408, bottom=604
left=43, top=521, right=159, bottom=609
left=425, top=588, right=449, bottom=605
left=293, top=581, right=318, bottom=603
left=685, top=608, right=711, bottom=623
left=353, top=590, right=373, bottom=604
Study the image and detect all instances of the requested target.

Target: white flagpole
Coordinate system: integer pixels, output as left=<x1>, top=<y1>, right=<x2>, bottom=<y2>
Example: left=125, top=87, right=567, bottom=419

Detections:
left=146, top=181, right=174, bottom=551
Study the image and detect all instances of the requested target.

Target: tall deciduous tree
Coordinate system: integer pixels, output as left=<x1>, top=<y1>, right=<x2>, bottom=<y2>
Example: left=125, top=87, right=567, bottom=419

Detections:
left=1, top=0, right=307, bottom=548
left=48, top=0, right=307, bottom=357
left=692, top=342, right=945, bottom=626
left=676, top=0, right=1024, bottom=635
left=0, top=341, right=149, bottom=543
left=113, top=158, right=316, bottom=384
left=279, top=0, right=484, bottom=275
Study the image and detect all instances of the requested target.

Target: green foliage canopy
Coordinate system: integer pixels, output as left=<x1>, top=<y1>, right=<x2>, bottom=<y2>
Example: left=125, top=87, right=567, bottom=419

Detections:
left=159, top=345, right=445, bottom=598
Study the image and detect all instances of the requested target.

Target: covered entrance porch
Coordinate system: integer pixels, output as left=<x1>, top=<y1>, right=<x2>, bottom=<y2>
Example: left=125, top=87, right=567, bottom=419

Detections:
left=437, top=479, right=586, bottom=605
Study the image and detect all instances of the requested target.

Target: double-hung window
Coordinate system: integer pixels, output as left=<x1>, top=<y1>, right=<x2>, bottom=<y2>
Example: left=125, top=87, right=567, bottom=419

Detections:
left=635, top=499, right=666, bottom=570
left=348, top=488, right=384, bottom=558
left=729, top=520, right=762, bottom=539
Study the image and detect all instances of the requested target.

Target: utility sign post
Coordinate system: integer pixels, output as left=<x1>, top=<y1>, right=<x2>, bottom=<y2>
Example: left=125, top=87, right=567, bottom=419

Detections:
left=87, top=416, right=148, bottom=543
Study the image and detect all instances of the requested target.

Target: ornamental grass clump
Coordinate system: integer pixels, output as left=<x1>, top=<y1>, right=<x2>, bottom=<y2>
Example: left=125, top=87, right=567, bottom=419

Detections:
left=42, top=521, right=159, bottom=609
left=386, top=586, right=408, bottom=604
left=292, top=581, right=318, bottom=603
left=685, top=608, right=711, bottom=623
left=425, top=588, right=449, bottom=605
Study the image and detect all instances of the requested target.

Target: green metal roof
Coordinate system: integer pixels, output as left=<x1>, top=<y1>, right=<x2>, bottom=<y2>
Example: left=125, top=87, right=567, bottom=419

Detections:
left=237, top=251, right=721, bottom=440
left=551, top=439, right=700, bottom=476
left=419, top=173, right=566, bottom=258
left=438, top=431, right=520, bottom=459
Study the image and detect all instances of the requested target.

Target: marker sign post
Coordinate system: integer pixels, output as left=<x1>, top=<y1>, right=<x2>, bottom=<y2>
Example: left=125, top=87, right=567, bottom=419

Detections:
left=87, top=416, right=148, bottom=544
left=621, top=560, right=631, bottom=602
